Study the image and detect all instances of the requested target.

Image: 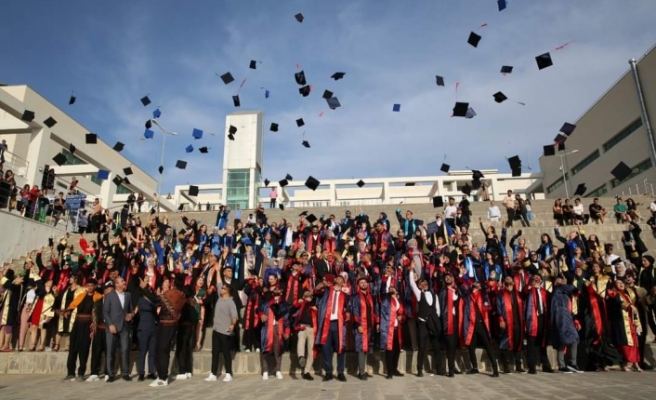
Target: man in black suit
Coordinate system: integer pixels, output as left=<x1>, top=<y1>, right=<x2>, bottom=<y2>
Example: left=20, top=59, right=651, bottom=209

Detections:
left=103, top=277, right=134, bottom=382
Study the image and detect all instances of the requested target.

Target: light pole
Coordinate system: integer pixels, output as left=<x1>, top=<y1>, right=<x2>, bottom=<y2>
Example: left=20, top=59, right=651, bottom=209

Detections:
left=557, top=149, right=578, bottom=198
left=149, top=119, right=178, bottom=214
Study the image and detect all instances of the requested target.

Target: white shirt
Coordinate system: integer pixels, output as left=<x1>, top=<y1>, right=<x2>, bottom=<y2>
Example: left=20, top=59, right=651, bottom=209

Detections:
left=443, top=205, right=457, bottom=219
left=26, top=289, right=36, bottom=305
left=408, top=271, right=440, bottom=319
left=573, top=204, right=584, bottom=216
left=329, top=291, right=340, bottom=321
left=392, top=297, right=399, bottom=327
left=116, top=291, right=125, bottom=309
left=488, top=206, right=501, bottom=218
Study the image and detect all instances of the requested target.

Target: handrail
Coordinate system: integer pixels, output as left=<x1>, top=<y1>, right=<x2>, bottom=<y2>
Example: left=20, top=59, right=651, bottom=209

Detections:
left=1, top=149, right=29, bottom=178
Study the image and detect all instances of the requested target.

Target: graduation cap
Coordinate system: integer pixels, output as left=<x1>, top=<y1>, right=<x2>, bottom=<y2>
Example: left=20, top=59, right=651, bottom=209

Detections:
left=270, top=123, right=279, bottom=132
left=453, top=102, right=469, bottom=117
left=432, top=196, right=444, bottom=208
left=97, top=170, right=110, bottom=180
left=158, top=166, right=164, bottom=174
left=302, top=140, right=310, bottom=148
left=144, top=129, right=154, bottom=139
left=296, top=118, right=305, bottom=127
left=191, top=128, right=203, bottom=139
left=574, top=183, right=587, bottom=196
left=153, top=108, right=161, bottom=118
left=501, top=65, right=513, bottom=74
left=279, top=204, right=285, bottom=210
left=264, top=178, right=270, bottom=187
left=249, top=60, right=257, bottom=70
left=560, top=122, right=576, bottom=136
left=299, top=85, right=311, bottom=97
left=331, top=72, right=346, bottom=80
left=52, top=153, right=67, bottom=166
left=498, top=0, right=507, bottom=11
left=508, top=155, right=522, bottom=177
left=199, top=146, right=208, bottom=154
left=493, top=92, right=508, bottom=103
left=322, top=90, right=333, bottom=99
left=21, top=110, right=35, bottom=122
left=286, top=173, right=293, bottom=181
left=466, top=107, right=477, bottom=119
left=294, top=13, right=304, bottom=23
left=188, top=185, right=199, bottom=197
left=279, top=179, right=289, bottom=188
left=123, top=167, right=133, bottom=176
left=611, top=161, right=632, bottom=181
left=140, top=96, right=151, bottom=106
left=185, top=145, right=194, bottom=153
left=558, top=141, right=566, bottom=151
left=299, top=211, right=309, bottom=217
left=392, top=104, right=401, bottom=112
left=535, top=53, right=553, bottom=70
left=440, top=163, right=450, bottom=173
left=306, top=214, right=318, bottom=224
left=220, top=72, right=234, bottom=84
left=472, top=170, right=484, bottom=181
left=461, top=184, right=472, bottom=195
left=305, top=176, right=320, bottom=191
left=68, top=95, right=76, bottom=105
left=356, top=180, right=365, bottom=188
left=123, top=177, right=131, bottom=185
left=232, top=95, right=240, bottom=107
left=467, top=32, right=482, bottom=48
left=554, top=133, right=567, bottom=144
left=145, top=119, right=152, bottom=129
left=435, top=75, right=445, bottom=86
left=405, top=182, right=416, bottom=187
left=113, top=142, right=124, bottom=152
left=69, top=143, right=76, bottom=154
left=85, top=133, right=97, bottom=144
left=112, top=176, right=123, bottom=186
left=228, top=125, right=237, bottom=134
left=543, top=144, right=556, bottom=156
left=227, top=133, right=235, bottom=141
left=176, top=160, right=187, bottom=170
left=294, top=71, right=307, bottom=85
left=327, top=97, right=341, bottom=109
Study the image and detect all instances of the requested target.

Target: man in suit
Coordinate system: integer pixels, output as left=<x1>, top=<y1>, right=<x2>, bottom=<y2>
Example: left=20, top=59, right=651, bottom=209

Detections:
left=103, top=277, right=134, bottom=382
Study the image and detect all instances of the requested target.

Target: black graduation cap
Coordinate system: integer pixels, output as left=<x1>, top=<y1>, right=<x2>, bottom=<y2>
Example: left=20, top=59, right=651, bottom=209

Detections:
left=228, top=125, right=237, bottom=134
left=264, top=179, right=270, bottom=187
left=560, top=122, right=576, bottom=136
left=69, top=143, right=76, bottom=154
left=158, top=166, right=164, bottom=174
left=113, top=142, right=124, bottom=152
left=85, top=133, right=97, bottom=144
left=140, top=96, right=151, bottom=106
left=176, top=160, right=187, bottom=170
left=286, top=173, right=293, bottom=181
left=199, top=147, right=208, bottom=154
left=279, top=179, right=289, bottom=188
left=227, top=133, right=235, bottom=141
left=462, top=184, right=472, bottom=195
left=249, top=60, right=257, bottom=70
left=440, top=163, right=450, bottom=173
left=123, top=177, right=130, bottom=185
left=453, top=102, right=469, bottom=117
left=501, top=65, right=514, bottom=74
left=296, top=118, right=305, bottom=127
left=294, top=13, right=304, bottom=23
left=188, top=185, right=199, bottom=197
left=145, top=119, right=152, bottom=129
left=232, top=95, right=240, bottom=107
left=270, top=123, right=279, bottom=132
left=543, top=145, right=556, bottom=156
left=294, top=71, right=307, bottom=86
left=356, top=180, right=365, bottom=188
left=123, top=167, right=133, bottom=176
left=432, top=196, right=444, bottom=208
left=68, top=95, right=76, bottom=105
left=574, top=183, right=587, bottom=196
left=535, top=53, right=553, bottom=70
left=299, top=211, right=309, bottom=217
left=331, top=72, right=346, bottom=80
left=21, top=110, right=35, bottom=122
left=610, top=162, right=632, bottom=181
left=43, top=117, right=57, bottom=128
left=327, top=97, right=341, bottom=109
left=220, top=72, right=234, bottom=84
left=302, top=140, right=310, bottom=148
left=508, top=155, right=522, bottom=177
left=318, top=90, right=332, bottom=100
left=467, top=32, right=482, bottom=48
left=306, top=214, right=318, bottom=224
left=472, top=170, right=484, bottom=181
left=279, top=204, right=285, bottom=210
left=305, top=176, right=320, bottom=191
left=435, top=75, right=445, bottom=86
left=493, top=92, right=508, bottom=103
left=557, top=141, right=565, bottom=151
left=299, top=85, right=311, bottom=97
left=112, top=176, right=123, bottom=186
left=52, top=153, right=67, bottom=166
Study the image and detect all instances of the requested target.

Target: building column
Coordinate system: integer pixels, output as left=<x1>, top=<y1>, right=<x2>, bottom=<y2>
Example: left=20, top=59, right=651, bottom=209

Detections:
left=382, top=181, right=390, bottom=204
left=436, top=180, right=444, bottom=196
left=489, top=177, right=498, bottom=201
left=248, top=167, right=256, bottom=209
left=100, top=173, right=113, bottom=209
left=329, top=183, right=337, bottom=206
left=25, top=128, right=47, bottom=187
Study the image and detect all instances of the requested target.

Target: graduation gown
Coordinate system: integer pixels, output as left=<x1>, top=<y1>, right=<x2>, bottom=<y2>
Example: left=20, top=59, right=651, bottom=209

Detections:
left=258, top=298, right=290, bottom=354
left=350, top=289, right=376, bottom=353
left=496, top=288, right=524, bottom=351
left=314, top=288, right=349, bottom=354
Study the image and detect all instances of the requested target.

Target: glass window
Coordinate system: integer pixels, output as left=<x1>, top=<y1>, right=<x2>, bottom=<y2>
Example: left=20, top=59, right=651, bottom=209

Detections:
left=584, top=184, right=608, bottom=198
left=89, top=174, right=102, bottom=186
left=571, top=150, right=600, bottom=176
left=116, top=185, right=131, bottom=195
left=60, top=148, right=86, bottom=165
left=603, top=118, right=642, bottom=152
left=610, top=158, right=652, bottom=188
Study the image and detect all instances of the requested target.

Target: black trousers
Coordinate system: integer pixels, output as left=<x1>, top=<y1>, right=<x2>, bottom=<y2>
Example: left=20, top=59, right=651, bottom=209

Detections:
left=137, top=330, right=156, bottom=375
left=445, top=334, right=458, bottom=374
left=155, top=325, right=177, bottom=380
left=270, top=199, right=277, bottom=208
left=506, top=208, right=515, bottom=227
left=211, top=331, right=233, bottom=375
left=90, top=328, right=106, bottom=376
left=385, top=328, right=400, bottom=376
left=468, top=319, right=498, bottom=372
left=416, top=320, right=441, bottom=374
left=67, top=321, right=92, bottom=377
left=242, top=326, right=261, bottom=350
left=176, top=325, right=194, bottom=374
left=527, top=316, right=552, bottom=370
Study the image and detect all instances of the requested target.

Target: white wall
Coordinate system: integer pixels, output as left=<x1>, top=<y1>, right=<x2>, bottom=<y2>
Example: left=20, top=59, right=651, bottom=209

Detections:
left=0, top=211, right=64, bottom=263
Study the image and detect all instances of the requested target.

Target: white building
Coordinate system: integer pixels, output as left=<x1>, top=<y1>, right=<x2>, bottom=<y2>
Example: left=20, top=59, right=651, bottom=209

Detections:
left=0, top=85, right=166, bottom=211
left=174, top=111, right=544, bottom=211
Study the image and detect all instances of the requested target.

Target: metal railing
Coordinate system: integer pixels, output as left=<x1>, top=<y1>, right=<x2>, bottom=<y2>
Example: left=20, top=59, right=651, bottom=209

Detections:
left=619, top=178, right=655, bottom=197
left=1, top=149, right=30, bottom=178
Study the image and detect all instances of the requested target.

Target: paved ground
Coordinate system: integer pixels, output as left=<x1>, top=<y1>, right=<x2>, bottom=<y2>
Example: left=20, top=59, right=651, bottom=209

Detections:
left=0, top=370, right=655, bottom=400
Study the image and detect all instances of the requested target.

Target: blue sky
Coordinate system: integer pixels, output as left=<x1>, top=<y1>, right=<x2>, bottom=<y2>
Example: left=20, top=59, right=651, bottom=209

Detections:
left=1, top=0, right=656, bottom=195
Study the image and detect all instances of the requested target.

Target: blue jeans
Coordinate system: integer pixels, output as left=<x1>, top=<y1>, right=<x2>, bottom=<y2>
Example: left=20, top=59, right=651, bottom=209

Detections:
left=323, top=321, right=345, bottom=375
